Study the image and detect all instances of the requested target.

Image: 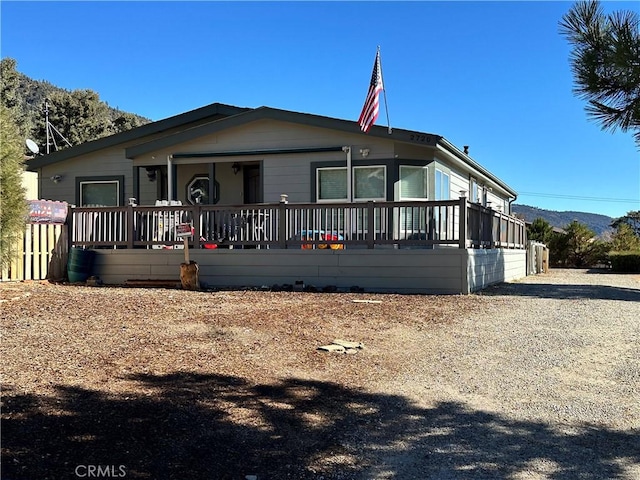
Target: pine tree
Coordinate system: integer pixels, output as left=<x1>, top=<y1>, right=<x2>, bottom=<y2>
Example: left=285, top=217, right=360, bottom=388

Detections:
left=0, top=105, right=28, bottom=269
left=560, top=1, right=640, bottom=148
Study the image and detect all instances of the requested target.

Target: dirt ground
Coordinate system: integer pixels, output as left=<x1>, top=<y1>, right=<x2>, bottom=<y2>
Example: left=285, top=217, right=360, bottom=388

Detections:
left=1, top=270, right=639, bottom=479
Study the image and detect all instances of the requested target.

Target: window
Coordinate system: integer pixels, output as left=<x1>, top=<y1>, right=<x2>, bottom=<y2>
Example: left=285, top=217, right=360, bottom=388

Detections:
left=317, top=167, right=347, bottom=201
left=470, top=177, right=479, bottom=203
left=399, top=166, right=428, bottom=200
left=77, top=176, right=124, bottom=207
left=353, top=166, right=386, bottom=201
left=435, top=169, right=450, bottom=200
left=316, top=165, right=386, bottom=202
left=186, top=175, right=219, bottom=205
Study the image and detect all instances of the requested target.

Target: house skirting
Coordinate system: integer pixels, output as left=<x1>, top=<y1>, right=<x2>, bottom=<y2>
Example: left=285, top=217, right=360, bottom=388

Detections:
left=91, top=248, right=526, bottom=294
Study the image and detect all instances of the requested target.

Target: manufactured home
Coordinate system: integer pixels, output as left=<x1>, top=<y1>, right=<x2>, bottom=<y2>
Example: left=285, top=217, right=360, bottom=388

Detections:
left=27, top=103, right=526, bottom=293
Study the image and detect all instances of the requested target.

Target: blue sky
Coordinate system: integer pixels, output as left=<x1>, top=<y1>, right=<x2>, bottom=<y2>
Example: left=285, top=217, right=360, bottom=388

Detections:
left=1, top=1, right=638, bottom=218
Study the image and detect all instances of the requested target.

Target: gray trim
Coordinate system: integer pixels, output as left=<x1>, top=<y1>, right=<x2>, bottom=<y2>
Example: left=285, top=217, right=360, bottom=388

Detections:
left=75, top=175, right=125, bottom=206
left=133, top=166, right=140, bottom=203
left=171, top=146, right=345, bottom=159
left=310, top=159, right=395, bottom=202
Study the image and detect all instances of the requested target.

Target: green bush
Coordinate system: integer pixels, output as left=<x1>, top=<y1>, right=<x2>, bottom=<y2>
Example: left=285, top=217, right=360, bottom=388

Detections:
left=608, top=251, right=640, bottom=272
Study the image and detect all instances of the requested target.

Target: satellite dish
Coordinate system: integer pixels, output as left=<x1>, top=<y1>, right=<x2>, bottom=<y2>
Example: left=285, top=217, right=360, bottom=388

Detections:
left=26, top=139, right=40, bottom=155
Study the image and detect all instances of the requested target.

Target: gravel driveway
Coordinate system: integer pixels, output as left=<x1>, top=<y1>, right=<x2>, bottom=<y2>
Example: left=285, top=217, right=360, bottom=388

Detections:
left=375, top=269, right=640, bottom=479
left=2, top=269, right=639, bottom=479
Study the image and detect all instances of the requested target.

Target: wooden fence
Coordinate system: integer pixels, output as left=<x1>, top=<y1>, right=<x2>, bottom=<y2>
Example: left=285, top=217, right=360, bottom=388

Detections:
left=1, top=223, right=68, bottom=282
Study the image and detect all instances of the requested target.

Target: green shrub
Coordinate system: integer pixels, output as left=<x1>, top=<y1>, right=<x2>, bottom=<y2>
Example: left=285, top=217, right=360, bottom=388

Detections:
left=608, top=251, right=640, bottom=272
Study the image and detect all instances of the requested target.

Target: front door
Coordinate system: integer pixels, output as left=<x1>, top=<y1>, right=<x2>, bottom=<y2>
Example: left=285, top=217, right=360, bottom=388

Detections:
left=243, top=165, right=261, bottom=204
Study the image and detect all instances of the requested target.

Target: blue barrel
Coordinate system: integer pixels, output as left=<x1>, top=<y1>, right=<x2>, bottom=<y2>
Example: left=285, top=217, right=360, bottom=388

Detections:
left=67, top=248, right=96, bottom=283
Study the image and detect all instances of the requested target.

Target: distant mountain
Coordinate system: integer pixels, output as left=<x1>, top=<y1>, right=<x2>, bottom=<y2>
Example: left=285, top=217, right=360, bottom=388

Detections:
left=1, top=58, right=151, bottom=150
left=512, top=204, right=614, bottom=237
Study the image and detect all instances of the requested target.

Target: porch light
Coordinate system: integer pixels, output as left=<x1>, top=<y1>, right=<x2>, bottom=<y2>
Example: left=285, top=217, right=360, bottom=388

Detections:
left=232, top=162, right=241, bottom=175
left=50, top=175, right=63, bottom=183
left=359, top=148, right=370, bottom=158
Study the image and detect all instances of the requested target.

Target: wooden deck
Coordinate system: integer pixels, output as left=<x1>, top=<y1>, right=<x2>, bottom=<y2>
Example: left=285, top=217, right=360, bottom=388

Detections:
left=69, top=198, right=526, bottom=251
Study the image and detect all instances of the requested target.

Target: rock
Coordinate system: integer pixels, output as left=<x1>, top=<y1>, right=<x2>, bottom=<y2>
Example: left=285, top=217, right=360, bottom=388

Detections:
left=332, top=339, right=364, bottom=349
left=318, top=344, right=346, bottom=353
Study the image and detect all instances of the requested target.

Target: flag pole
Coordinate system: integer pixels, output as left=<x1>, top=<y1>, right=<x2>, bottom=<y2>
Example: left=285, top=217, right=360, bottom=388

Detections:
left=378, top=46, right=392, bottom=134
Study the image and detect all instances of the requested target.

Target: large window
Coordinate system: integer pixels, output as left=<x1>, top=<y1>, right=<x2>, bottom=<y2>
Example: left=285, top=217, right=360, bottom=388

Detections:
left=399, top=166, right=428, bottom=200
left=77, top=176, right=124, bottom=207
left=316, top=165, right=386, bottom=202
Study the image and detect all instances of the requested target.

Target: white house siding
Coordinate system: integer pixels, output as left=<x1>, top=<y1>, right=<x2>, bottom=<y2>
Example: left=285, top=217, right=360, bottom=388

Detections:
left=449, top=171, right=468, bottom=200
left=486, top=190, right=507, bottom=211
left=448, top=170, right=469, bottom=242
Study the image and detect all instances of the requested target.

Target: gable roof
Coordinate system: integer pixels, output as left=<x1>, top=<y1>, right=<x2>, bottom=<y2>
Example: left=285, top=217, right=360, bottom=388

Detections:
left=26, top=103, right=249, bottom=170
left=125, top=105, right=442, bottom=158
left=26, top=101, right=517, bottom=198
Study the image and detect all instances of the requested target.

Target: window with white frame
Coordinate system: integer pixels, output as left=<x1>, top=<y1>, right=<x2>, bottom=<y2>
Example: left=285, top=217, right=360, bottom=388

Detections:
left=79, top=180, right=120, bottom=207
left=353, top=165, right=386, bottom=201
left=399, top=166, right=428, bottom=200
left=435, top=169, right=450, bottom=200
left=470, top=177, right=479, bottom=203
left=433, top=169, right=452, bottom=240
left=397, top=166, right=429, bottom=237
left=316, top=165, right=386, bottom=202
left=317, top=167, right=347, bottom=201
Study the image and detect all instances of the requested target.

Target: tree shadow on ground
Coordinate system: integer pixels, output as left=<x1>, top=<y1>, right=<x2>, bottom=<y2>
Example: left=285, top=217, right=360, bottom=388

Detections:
left=480, top=282, right=640, bottom=302
left=3, top=373, right=639, bottom=480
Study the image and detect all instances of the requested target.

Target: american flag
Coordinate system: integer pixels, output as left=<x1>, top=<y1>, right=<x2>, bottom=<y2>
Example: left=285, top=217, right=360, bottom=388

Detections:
left=358, top=50, right=384, bottom=133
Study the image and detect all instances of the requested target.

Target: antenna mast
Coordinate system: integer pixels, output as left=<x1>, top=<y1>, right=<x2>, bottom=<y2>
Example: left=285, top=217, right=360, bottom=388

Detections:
left=44, top=99, right=72, bottom=154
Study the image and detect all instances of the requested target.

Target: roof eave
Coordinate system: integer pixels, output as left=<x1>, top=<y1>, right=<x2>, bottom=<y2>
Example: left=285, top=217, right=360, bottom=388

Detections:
left=26, top=103, right=249, bottom=170
left=127, top=106, right=442, bottom=158
left=436, top=137, right=518, bottom=199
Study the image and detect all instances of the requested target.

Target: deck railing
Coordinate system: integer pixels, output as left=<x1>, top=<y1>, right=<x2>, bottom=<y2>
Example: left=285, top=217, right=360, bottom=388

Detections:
left=69, top=198, right=526, bottom=250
